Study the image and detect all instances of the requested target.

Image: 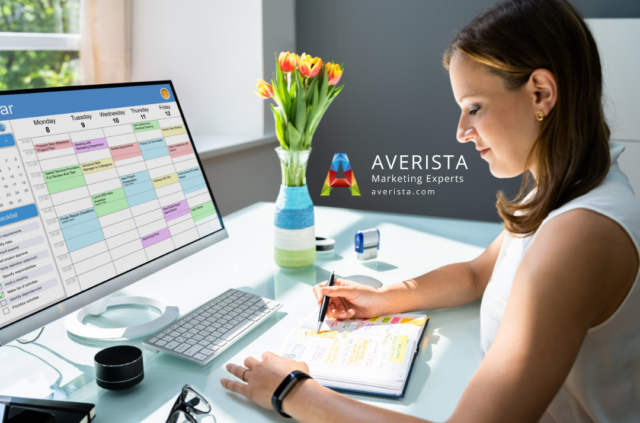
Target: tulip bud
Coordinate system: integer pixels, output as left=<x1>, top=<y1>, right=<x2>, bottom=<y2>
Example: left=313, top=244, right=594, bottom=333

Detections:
left=278, top=52, right=298, bottom=73
left=254, top=79, right=273, bottom=99
left=325, top=62, right=343, bottom=85
left=298, top=53, right=322, bottom=78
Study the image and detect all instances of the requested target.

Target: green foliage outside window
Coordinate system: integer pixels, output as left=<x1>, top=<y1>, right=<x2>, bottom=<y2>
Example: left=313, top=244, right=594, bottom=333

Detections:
left=0, top=0, right=81, bottom=91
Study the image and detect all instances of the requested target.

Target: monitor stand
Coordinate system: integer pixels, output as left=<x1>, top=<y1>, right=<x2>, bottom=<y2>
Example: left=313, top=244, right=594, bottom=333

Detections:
left=64, top=296, right=179, bottom=341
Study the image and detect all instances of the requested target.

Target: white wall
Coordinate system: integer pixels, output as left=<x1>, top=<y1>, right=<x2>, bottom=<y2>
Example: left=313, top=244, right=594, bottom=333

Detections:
left=130, top=0, right=264, bottom=137
left=130, top=0, right=296, bottom=216
left=588, top=19, right=640, bottom=197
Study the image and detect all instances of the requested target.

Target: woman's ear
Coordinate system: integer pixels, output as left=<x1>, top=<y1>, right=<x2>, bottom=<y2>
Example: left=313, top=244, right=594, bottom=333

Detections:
left=528, top=68, right=557, bottom=117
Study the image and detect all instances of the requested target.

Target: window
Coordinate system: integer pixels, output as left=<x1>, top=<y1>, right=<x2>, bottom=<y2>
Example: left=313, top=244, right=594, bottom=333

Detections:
left=0, top=0, right=81, bottom=90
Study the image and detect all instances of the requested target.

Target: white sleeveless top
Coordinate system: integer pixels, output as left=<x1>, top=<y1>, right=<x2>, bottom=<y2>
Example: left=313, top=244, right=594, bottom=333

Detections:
left=480, top=141, right=640, bottom=423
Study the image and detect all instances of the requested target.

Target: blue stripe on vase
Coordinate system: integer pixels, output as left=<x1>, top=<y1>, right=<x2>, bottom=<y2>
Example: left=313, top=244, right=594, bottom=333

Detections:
left=275, top=205, right=314, bottom=230
left=274, top=185, right=314, bottom=230
left=275, top=186, right=313, bottom=210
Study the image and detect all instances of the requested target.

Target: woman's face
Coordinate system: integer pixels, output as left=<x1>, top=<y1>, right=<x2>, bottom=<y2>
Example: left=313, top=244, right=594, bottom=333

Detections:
left=449, top=51, right=540, bottom=178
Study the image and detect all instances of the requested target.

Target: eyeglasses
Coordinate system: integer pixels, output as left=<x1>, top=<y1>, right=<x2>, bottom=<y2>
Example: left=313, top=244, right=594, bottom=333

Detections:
left=165, top=384, right=213, bottom=423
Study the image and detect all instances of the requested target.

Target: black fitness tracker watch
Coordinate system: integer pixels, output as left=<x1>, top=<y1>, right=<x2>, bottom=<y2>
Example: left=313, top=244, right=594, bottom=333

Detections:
left=271, top=370, right=312, bottom=418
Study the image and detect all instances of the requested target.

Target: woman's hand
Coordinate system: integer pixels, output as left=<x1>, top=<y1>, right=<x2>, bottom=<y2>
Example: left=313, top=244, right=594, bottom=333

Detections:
left=221, top=352, right=310, bottom=411
left=312, top=278, right=385, bottom=319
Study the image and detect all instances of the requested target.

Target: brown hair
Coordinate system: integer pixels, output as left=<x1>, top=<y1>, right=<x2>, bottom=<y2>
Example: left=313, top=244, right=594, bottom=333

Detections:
left=443, top=0, right=610, bottom=236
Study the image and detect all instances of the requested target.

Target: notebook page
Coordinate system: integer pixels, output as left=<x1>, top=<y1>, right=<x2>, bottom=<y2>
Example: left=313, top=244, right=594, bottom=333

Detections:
left=281, top=312, right=428, bottom=389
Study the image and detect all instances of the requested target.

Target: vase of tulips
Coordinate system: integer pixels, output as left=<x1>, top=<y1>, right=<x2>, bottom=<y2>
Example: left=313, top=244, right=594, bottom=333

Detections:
left=255, top=52, right=344, bottom=268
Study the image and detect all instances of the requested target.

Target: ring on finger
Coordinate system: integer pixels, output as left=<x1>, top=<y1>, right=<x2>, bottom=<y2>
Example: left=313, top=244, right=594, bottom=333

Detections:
left=241, top=368, right=248, bottom=382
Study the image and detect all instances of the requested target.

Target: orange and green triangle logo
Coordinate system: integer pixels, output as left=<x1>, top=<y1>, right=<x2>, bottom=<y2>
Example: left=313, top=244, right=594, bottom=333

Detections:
left=321, top=153, right=360, bottom=196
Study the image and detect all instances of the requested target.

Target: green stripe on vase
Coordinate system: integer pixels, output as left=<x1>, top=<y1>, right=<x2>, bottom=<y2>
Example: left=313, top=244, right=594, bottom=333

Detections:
left=274, top=247, right=316, bottom=268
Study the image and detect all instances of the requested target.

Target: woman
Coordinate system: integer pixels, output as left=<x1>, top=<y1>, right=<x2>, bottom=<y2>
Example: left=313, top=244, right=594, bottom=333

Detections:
left=220, top=0, right=640, bottom=421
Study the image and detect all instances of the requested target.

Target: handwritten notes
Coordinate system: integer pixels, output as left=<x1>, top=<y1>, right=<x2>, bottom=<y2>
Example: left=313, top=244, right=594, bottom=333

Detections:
left=281, top=312, right=429, bottom=396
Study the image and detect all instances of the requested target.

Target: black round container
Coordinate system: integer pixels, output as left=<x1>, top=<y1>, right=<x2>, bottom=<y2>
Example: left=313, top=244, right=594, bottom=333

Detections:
left=94, top=345, right=144, bottom=390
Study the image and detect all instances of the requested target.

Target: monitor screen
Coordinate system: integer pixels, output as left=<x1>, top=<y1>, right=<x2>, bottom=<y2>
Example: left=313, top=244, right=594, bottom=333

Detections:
left=0, top=82, right=224, bottom=332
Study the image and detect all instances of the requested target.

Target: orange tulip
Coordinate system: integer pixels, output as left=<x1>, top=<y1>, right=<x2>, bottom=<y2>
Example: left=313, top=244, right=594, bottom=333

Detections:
left=325, top=62, right=343, bottom=85
left=278, top=52, right=298, bottom=73
left=298, top=53, right=322, bottom=78
left=254, top=79, right=273, bottom=99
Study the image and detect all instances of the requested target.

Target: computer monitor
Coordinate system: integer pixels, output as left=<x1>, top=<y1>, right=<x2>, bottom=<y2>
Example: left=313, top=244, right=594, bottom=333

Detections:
left=0, top=81, right=228, bottom=345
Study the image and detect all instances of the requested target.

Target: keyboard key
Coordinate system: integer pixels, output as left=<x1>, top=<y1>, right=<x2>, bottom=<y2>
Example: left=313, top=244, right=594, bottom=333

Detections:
left=184, top=345, right=204, bottom=357
left=156, top=340, right=167, bottom=347
left=193, top=335, right=204, bottom=341
left=188, top=328, right=199, bottom=335
left=213, top=339, right=227, bottom=347
left=198, top=340, right=209, bottom=346
left=165, top=341, right=180, bottom=350
left=201, top=348, right=214, bottom=356
left=175, top=336, right=187, bottom=343
left=163, top=336, right=175, bottom=343
left=195, top=324, right=206, bottom=330
left=205, top=336, right=216, bottom=342
left=183, top=323, right=194, bottom=329
left=174, top=344, right=190, bottom=353
left=193, top=353, right=208, bottom=361
left=223, top=323, right=235, bottom=330
left=186, top=339, right=198, bottom=345
left=221, top=321, right=254, bottom=341
left=176, top=327, right=187, bottom=333
left=149, top=337, right=160, bottom=343
left=248, top=314, right=262, bottom=321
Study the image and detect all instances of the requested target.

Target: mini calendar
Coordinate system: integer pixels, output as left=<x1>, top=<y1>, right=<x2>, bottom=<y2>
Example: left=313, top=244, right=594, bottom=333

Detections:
left=0, top=148, right=32, bottom=212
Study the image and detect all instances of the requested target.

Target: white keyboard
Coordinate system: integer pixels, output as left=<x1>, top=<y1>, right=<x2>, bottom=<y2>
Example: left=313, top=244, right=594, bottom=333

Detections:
left=142, top=289, right=282, bottom=365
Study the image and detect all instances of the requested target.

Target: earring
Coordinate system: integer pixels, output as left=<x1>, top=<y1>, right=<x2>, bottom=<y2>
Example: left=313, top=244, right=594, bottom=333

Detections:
left=535, top=110, right=545, bottom=121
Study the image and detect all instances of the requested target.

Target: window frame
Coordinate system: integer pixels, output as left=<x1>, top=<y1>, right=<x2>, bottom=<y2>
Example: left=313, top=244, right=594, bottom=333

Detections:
left=0, top=32, right=80, bottom=51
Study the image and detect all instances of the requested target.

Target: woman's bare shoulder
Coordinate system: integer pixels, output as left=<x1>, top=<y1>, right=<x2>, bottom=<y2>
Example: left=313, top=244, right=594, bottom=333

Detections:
left=523, top=208, right=638, bottom=326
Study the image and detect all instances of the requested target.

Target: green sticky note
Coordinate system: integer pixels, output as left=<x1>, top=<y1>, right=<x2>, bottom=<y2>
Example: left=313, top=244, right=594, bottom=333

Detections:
left=0, top=291, right=4, bottom=299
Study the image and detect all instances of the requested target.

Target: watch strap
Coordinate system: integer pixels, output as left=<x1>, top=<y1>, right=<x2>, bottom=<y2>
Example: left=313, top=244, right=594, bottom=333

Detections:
left=271, top=370, right=312, bottom=418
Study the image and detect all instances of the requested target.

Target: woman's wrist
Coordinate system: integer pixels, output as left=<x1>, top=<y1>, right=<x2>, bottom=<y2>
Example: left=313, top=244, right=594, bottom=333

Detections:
left=281, top=377, right=322, bottom=418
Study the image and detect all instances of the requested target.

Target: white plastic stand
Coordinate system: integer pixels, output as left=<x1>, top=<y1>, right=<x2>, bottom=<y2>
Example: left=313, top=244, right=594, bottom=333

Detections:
left=64, top=296, right=179, bottom=340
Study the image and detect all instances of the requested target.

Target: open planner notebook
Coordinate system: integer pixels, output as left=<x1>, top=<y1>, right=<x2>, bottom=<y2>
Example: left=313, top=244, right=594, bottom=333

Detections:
left=280, top=311, right=429, bottom=397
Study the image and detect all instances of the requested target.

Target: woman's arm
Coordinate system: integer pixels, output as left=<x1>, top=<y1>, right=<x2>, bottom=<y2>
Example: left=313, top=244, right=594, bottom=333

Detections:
left=312, top=230, right=506, bottom=320
left=222, top=209, right=637, bottom=422
left=376, top=230, right=506, bottom=314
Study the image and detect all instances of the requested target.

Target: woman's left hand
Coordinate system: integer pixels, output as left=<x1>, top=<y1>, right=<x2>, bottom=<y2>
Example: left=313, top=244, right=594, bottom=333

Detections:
left=221, top=352, right=310, bottom=411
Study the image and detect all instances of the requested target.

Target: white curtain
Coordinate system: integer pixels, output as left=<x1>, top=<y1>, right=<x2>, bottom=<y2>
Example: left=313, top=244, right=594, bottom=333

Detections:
left=80, top=0, right=132, bottom=84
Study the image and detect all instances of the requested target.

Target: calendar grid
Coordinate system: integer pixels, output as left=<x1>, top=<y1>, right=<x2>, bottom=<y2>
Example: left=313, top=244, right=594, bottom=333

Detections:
left=0, top=84, right=223, bottom=327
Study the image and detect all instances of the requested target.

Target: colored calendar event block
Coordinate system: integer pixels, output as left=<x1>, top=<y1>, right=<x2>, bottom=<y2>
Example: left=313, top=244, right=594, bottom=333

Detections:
left=190, top=201, right=215, bottom=222
left=73, top=138, right=108, bottom=154
left=161, top=125, right=186, bottom=137
left=81, top=158, right=115, bottom=174
left=132, top=121, right=160, bottom=132
left=58, top=208, right=105, bottom=252
left=168, top=142, right=193, bottom=159
left=44, top=165, right=86, bottom=194
left=91, top=188, right=130, bottom=217
left=110, top=143, right=143, bottom=162
left=34, top=139, right=72, bottom=154
left=162, top=200, right=190, bottom=222
left=152, top=173, right=178, bottom=189
left=178, top=167, right=206, bottom=194
left=120, top=171, right=157, bottom=207
left=141, top=227, right=171, bottom=248
left=139, top=138, right=169, bottom=160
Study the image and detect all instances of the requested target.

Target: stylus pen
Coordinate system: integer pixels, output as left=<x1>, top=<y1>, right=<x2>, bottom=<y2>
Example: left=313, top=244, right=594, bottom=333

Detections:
left=317, top=271, right=336, bottom=332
